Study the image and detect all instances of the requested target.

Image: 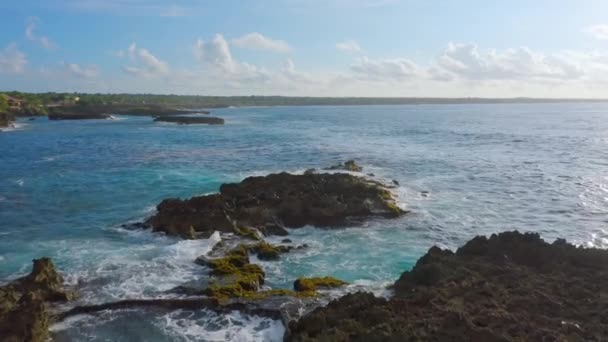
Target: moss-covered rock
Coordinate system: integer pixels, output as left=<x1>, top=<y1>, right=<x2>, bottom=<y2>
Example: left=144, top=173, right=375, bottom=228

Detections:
left=200, top=246, right=266, bottom=301
left=293, top=277, right=348, bottom=292
left=246, top=242, right=291, bottom=261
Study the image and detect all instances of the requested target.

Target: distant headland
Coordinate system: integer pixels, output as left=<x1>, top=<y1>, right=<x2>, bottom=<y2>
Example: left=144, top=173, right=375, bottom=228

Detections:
left=2, top=91, right=608, bottom=128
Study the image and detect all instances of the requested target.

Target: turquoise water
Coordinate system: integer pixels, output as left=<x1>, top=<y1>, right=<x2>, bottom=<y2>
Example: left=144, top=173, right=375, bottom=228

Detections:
left=2, top=104, right=608, bottom=340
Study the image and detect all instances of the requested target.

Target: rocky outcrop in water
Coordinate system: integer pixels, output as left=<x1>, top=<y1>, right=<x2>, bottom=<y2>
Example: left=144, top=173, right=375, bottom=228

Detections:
left=146, top=172, right=405, bottom=239
left=153, top=116, right=225, bottom=125
left=47, top=105, right=207, bottom=120
left=48, top=111, right=110, bottom=120
left=0, top=258, right=73, bottom=342
left=286, top=231, right=608, bottom=341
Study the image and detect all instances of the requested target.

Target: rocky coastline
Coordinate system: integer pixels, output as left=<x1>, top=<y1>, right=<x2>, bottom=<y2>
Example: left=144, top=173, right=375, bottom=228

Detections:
left=287, top=231, right=608, bottom=341
left=4, top=164, right=608, bottom=341
left=0, top=112, right=15, bottom=128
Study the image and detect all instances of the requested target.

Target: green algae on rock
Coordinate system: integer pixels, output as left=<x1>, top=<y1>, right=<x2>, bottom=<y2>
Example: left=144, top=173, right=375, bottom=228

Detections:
left=293, top=277, right=348, bottom=293
left=246, top=241, right=292, bottom=261
left=147, top=172, right=406, bottom=239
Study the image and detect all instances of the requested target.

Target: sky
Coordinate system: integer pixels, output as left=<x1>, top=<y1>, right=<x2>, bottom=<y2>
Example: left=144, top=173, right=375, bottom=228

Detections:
left=2, top=0, right=608, bottom=97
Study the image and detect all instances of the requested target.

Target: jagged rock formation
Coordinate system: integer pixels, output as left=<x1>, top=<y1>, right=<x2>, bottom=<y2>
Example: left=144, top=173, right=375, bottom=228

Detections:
left=286, top=232, right=608, bottom=341
left=0, top=258, right=72, bottom=342
left=146, top=172, right=405, bottom=239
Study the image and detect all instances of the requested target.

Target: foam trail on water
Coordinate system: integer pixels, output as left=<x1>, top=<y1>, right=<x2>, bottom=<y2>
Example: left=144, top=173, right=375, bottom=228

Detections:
left=159, top=310, right=285, bottom=342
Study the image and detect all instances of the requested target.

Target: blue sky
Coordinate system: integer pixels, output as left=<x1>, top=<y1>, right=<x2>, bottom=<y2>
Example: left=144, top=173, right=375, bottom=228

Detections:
left=2, top=0, right=608, bottom=97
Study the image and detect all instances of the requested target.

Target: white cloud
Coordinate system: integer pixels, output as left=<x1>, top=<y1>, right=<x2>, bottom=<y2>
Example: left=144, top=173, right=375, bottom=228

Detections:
left=64, top=63, right=99, bottom=78
left=123, top=43, right=169, bottom=77
left=195, top=34, right=237, bottom=72
left=437, top=43, right=584, bottom=81
left=336, top=40, right=362, bottom=52
left=586, top=25, right=608, bottom=41
left=351, top=57, right=422, bottom=81
left=0, top=44, right=27, bottom=74
left=231, top=33, right=291, bottom=53
left=25, top=17, right=56, bottom=50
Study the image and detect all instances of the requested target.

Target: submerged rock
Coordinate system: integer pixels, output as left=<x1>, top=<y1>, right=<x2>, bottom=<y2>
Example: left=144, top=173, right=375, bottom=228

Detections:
left=287, top=231, right=608, bottom=341
left=0, top=258, right=72, bottom=342
left=153, top=116, right=224, bottom=125
left=325, top=160, right=363, bottom=172
left=147, top=172, right=405, bottom=239
left=293, top=277, right=348, bottom=292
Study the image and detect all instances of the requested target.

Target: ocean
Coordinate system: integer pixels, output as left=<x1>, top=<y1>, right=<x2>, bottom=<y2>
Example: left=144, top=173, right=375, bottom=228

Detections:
left=1, top=103, right=607, bottom=340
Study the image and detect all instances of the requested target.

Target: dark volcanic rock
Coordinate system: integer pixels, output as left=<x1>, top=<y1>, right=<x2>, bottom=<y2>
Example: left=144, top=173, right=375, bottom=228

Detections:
left=0, top=258, right=72, bottom=342
left=146, top=172, right=405, bottom=239
left=48, top=108, right=110, bottom=120
left=0, top=112, right=15, bottom=128
left=153, top=116, right=224, bottom=125
left=49, top=104, right=206, bottom=118
left=287, top=231, right=608, bottom=341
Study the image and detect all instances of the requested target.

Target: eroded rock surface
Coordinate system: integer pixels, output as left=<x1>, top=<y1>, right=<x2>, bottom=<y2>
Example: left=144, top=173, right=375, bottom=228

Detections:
left=0, top=258, right=72, bottom=342
left=147, top=172, right=405, bottom=239
left=287, top=231, right=608, bottom=341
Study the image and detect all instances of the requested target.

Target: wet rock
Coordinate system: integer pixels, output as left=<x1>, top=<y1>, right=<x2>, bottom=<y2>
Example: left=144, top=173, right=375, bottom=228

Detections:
left=325, top=160, right=363, bottom=172
left=281, top=239, right=293, bottom=244
left=392, top=179, right=400, bottom=186
left=147, top=172, right=405, bottom=239
left=258, top=223, right=289, bottom=237
left=120, top=222, right=150, bottom=230
left=153, top=116, right=224, bottom=125
left=247, top=242, right=291, bottom=261
left=0, top=258, right=72, bottom=342
left=293, top=277, right=347, bottom=292
left=287, top=231, right=608, bottom=341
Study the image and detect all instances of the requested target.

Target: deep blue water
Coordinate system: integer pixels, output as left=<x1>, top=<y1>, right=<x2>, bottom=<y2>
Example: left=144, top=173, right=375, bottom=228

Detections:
left=1, top=104, right=608, bottom=340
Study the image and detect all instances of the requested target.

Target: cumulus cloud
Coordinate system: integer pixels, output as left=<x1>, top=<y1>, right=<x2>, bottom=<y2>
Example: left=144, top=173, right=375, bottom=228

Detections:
left=351, top=57, right=422, bottom=81
left=231, top=33, right=291, bottom=53
left=336, top=40, right=362, bottom=52
left=586, top=25, right=608, bottom=41
left=122, top=43, right=168, bottom=77
left=25, top=17, right=56, bottom=50
left=194, top=34, right=237, bottom=72
left=437, top=43, right=584, bottom=81
left=0, top=44, right=27, bottom=74
left=63, top=63, right=99, bottom=78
